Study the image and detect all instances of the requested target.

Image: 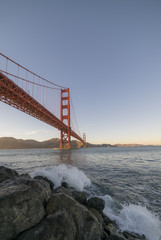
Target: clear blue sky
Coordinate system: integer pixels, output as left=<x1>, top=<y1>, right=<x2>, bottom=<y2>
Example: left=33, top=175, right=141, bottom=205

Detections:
left=0, top=0, right=161, bottom=144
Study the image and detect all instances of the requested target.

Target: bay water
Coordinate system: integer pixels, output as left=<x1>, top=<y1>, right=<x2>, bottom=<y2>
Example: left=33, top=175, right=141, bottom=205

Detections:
left=0, top=146, right=161, bottom=240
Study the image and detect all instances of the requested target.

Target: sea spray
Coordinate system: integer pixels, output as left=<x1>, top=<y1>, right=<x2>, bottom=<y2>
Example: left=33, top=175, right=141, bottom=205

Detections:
left=102, top=195, right=161, bottom=240
left=30, top=164, right=91, bottom=191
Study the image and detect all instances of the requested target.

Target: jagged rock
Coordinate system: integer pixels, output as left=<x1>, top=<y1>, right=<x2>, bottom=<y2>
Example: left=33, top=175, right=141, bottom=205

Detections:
left=54, top=186, right=87, bottom=205
left=104, top=223, right=124, bottom=239
left=123, top=231, right=145, bottom=239
left=19, top=173, right=31, bottom=179
left=109, top=234, right=125, bottom=240
left=86, top=197, right=105, bottom=213
left=53, top=185, right=73, bottom=196
left=0, top=166, right=19, bottom=183
left=102, top=212, right=113, bottom=225
left=102, top=230, right=110, bottom=240
left=72, top=190, right=87, bottom=205
left=0, top=177, right=51, bottom=240
left=15, top=209, right=76, bottom=240
left=88, top=208, right=104, bottom=226
left=0, top=167, right=148, bottom=240
left=34, top=175, right=54, bottom=190
left=104, top=225, right=111, bottom=236
left=46, top=193, right=103, bottom=240
left=104, top=223, right=146, bottom=240
left=61, top=181, right=69, bottom=188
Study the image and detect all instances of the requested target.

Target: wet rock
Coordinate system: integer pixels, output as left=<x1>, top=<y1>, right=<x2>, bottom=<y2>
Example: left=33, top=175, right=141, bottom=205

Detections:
left=109, top=234, right=125, bottom=240
left=0, top=167, right=148, bottom=240
left=123, top=231, right=146, bottom=239
left=34, top=175, right=54, bottom=190
left=102, top=230, right=110, bottom=240
left=86, top=197, right=105, bottom=213
left=103, top=224, right=145, bottom=240
left=19, top=173, right=31, bottom=179
left=0, top=166, right=19, bottom=183
left=15, top=209, right=76, bottom=240
left=88, top=208, right=104, bottom=226
left=104, top=225, right=111, bottom=236
left=102, top=213, right=113, bottom=225
left=46, top=193, right=103, bottom=240
left=54, top=186, right=87, bottom=205
left=0, top=177, right=51, bottom=240
left=54, top=185, right=72, bottom=195
left=72, top=190, right=87, bottom=205
left=103, top=223, right=126, bottom=240
left=61, top=181, right=69, bottom=188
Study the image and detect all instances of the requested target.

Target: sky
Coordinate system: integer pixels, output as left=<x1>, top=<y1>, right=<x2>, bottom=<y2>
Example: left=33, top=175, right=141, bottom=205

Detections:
left=0, top=0, right=161, bottom=145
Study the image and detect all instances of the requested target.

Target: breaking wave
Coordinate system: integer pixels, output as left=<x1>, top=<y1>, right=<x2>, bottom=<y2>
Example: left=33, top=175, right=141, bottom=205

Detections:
left=30, top=164, right=91, bottom=191
left=102, top=194, right=161, bottom=240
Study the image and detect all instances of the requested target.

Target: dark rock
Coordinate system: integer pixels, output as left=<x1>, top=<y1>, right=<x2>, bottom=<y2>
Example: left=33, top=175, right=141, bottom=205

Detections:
left=104, top=223, right=121, bottom=239
left=0, top=166, right=19, bottom=183
left=54, top=186, right=87, bottom=205
left=0, top=177, right=51, bottom=240
left=46, top=193, right=103, bottom=240
left=34, top=175, right=54, bottom=190
left=86, top=197, right=105, bottom=213
left=123, top=231, right=145, bottom=239
left=19, top=173, right=31, bottom=179
left=88, top=208, right=104, bottom=226
left=61, top=181, right=69, bottom=188
left=104, top=225, right=111, bottom=236
left=102, top=230, right=110, bottom=240
left=15, top=209, right=76, bottom=240
left=102, top=213, right=113, bottom=225
left=72, top=190, right=87, bottom=205
left=109, top=234, right=125, bottom=240
left=53, top=185, right=73, bottom=195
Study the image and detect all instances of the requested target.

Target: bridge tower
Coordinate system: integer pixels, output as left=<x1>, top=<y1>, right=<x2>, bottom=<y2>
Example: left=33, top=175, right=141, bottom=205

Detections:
left=60, top=88, right=71, bottom=149
left=83, top=133, right=86, bottom=148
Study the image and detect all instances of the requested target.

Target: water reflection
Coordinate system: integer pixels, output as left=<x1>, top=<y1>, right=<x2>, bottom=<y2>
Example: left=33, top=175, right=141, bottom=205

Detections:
left=58, top=149, right=72, bottom=165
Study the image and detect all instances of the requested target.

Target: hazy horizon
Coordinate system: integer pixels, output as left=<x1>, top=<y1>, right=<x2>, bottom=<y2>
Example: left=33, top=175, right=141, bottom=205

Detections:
left=0, top=135, right=161, bottom=146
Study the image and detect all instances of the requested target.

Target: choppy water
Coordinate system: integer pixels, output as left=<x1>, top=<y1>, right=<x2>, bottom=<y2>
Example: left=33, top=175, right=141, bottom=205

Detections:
left=0, top=146, right=161, bottom=240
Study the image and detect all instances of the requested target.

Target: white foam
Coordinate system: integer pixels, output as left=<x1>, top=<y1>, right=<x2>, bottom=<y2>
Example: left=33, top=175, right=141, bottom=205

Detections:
left=30, top=164, right=91, bottom=191
left=102, top=195, right=161, bottom=240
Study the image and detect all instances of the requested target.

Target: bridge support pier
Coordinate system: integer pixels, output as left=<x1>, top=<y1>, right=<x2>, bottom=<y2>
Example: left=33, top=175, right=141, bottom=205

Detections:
left=60, top=88, right=71, bottom=149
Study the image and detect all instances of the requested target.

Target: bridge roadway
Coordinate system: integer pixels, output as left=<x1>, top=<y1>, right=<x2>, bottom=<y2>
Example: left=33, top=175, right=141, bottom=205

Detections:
left=0, top=72, right=84, bottom=144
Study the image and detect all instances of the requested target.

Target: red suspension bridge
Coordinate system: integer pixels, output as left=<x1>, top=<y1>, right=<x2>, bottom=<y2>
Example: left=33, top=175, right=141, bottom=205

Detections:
left=0, top=53, right=86, bottom=149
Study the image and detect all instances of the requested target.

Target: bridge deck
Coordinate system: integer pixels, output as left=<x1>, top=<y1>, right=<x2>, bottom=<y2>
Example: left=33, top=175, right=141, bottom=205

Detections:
left=0, top=73, right=84, bottom=144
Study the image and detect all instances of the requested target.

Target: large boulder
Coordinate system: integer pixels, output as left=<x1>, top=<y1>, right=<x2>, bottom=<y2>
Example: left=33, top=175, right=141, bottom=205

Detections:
left=0, top=177, right=51, bottom=240
left=33, top=175, right=54, bottom=190
left=46, top=193, right=103, bottom=240
left=0, top=166, right=19, bottom=183
left=54, top=185, right=87, bottom=205
left=103, top=223, right=145, bottom=240
left=15, top=209, right=76, bottom=240
left=86, top=197, right=105, bottom=213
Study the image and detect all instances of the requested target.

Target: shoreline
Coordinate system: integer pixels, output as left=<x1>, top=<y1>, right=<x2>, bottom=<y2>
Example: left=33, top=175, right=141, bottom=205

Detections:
left=0, top=166, right=146, bottom=240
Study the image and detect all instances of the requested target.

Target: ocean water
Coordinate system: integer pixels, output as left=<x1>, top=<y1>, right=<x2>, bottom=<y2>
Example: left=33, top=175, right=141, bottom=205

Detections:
left=0, top=146, right=161, bottom=240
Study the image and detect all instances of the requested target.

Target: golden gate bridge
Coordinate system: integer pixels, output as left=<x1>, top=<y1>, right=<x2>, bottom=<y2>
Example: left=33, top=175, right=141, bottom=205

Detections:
left=0, top=53, right=86, bottom=149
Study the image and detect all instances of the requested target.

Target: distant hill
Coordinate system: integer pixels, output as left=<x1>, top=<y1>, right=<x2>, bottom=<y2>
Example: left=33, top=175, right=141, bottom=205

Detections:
left=0, top=137, right=147, bottom=149
left=0, top=137, right=83, bottom=149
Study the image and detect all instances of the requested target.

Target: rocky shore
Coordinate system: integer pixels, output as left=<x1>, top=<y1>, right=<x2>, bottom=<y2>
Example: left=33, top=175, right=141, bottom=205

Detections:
left=0, top=166, right=146, bottom=240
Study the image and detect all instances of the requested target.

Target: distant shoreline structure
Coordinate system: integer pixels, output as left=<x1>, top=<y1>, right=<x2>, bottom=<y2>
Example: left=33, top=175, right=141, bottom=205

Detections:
left=0, top=137, right=159, bottom=149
